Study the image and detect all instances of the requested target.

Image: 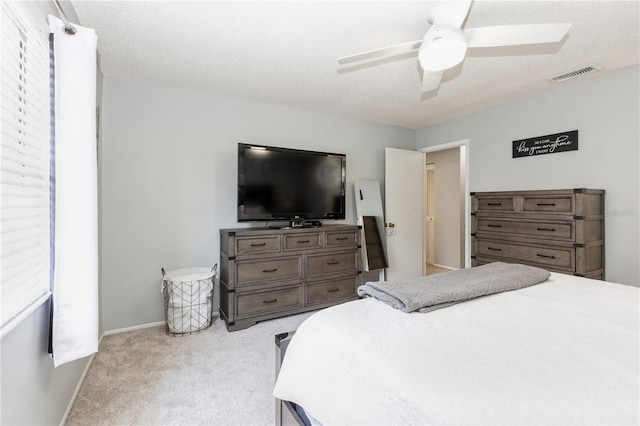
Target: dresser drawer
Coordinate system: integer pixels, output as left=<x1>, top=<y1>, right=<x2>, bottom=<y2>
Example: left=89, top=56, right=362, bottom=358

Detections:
left=523, top=196, right=574, bottom=214
left=284, top=233, right=322, bottom=251
left=236, top=285, right=302, bottom=317
left=325, top=231, right=357, bottom=247
left=236, top=257, right=301, bottom=285
left=235, top=235, right=281, bottom=255
left=307, top=251, right=357, bottom=276
left=474, top=196, right=516, bottom=213
left=477, top=219, right=574, bottom=241
left=477, top=240, right=574, bottom=270
left=306, top=276, right=358, bottom=305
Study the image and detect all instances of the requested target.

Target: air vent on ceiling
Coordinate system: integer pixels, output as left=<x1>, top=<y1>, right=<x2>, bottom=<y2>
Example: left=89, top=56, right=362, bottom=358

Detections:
left=548, top=66, right=602, bottom=83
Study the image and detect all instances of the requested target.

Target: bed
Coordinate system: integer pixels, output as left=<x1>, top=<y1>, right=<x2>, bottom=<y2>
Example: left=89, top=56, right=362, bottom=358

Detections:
left=273, top=270, right=639, bottom=425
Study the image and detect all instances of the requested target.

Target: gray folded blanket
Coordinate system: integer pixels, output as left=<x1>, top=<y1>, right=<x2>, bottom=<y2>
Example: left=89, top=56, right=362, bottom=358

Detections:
left=356, top=262, right=550, bottom=313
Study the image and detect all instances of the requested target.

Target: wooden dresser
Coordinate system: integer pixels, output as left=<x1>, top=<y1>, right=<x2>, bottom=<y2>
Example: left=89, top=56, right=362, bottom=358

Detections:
left=219, top=225, right=360, bottom=331
left=471, top=189, right=605, bottom=280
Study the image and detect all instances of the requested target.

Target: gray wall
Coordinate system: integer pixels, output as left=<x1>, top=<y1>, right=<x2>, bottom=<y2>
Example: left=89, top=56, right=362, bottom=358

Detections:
left=425, top=147, right=464, bottom=269
left=100, top=77, right=416, bottom=331
left=0, top=2, right=94, bottom=425
left=416, top=66, right=640, bottom=286
left=0, top=304, right=87, bottom=425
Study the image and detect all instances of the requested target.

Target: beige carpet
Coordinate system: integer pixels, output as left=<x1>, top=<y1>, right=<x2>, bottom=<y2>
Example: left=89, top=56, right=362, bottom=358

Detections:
left=66, top=312, right=313, bottom=425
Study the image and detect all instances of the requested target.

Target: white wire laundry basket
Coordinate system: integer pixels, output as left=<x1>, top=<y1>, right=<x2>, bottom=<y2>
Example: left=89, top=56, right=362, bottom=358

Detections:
left=161, top=265, right=216, bottom=336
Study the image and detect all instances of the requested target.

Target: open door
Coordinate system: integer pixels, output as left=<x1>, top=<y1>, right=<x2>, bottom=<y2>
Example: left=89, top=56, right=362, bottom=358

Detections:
left=384, top=147, right=425, bottom=281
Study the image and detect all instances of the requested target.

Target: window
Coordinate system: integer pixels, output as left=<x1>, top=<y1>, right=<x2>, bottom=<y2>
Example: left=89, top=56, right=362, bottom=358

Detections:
left=1, top=2, right=52, bottom=337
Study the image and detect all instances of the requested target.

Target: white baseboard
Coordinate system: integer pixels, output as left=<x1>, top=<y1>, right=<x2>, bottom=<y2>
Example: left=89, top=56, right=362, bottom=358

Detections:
left=103, top=321, right=165, bottom=336
left=59, top=332, right=104, bottom=426
left=433, top=263, right=458, bottom=271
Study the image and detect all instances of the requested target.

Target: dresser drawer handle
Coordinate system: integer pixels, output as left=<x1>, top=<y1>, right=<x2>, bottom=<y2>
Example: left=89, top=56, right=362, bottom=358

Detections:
left=487, top=203, right=502, bottom=206
left=327, top=287, right=340, bottom=293
left=536, top=253, right=556, bottom=259
left=262, top=298, right=278, bottom=304
left=297, top=239, right=310, bottom=243
left=327, top=260, right=340, bottom=265
left=537, top=227, right=556, bottom=232
left=262, top=268, right=278, bottom=273
left=537, top=203, right=556, bottom=206
left=487, top=224, right=502, bottom=228
left=251, top=242, right=266, bottom=247
left=336, top=237, right=349, bottom=241
left=487, top=247, right=502, bottom=251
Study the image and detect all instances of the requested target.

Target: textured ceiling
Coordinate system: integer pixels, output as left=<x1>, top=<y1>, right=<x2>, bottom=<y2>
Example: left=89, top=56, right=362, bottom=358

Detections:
left=71, top=0, right=640, bottom=129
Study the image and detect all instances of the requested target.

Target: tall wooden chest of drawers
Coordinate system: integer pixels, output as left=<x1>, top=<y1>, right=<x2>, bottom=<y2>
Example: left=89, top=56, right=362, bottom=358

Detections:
left=219, top=225, right=360, bottom=331
left=471, top=189, right=605, bottom=280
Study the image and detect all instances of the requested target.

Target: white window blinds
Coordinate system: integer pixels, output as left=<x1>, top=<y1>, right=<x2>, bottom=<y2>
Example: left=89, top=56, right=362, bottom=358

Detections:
left=1, top=2, right=52, bottom=337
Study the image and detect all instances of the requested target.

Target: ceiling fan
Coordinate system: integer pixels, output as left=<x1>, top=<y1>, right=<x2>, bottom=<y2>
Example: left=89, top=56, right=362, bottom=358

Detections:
left=337, top=0, right=571, bottom=96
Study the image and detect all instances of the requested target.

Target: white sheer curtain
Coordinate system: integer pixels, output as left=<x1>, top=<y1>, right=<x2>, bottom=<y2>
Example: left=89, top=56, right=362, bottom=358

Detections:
left=49, top=16, right=98, bottom=367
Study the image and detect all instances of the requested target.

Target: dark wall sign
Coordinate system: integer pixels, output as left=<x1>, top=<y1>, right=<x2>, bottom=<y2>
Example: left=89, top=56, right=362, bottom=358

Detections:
left=512, top=130, right=578, bottom=158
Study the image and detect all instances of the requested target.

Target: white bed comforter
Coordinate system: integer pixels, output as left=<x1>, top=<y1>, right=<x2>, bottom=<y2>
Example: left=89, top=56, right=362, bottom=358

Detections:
left=273, top=273, right=639, bottom=425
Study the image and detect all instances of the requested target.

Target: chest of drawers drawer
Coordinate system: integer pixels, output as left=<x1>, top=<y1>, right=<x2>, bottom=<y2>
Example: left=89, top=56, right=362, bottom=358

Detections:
left=307, top=251, right=358, bottom=276
left=522, top=196, right=574, bottom=214
left=476, top=239, right=574, bottom=270
left=325, top=230, right=358, bottom=247
left=236, top=257, right=301, bottom=285
left=236, top=285, right=302, bottom=318
left=474, top=196, right=516, bottom=213
left=284, top=233, right=321, bottom=251
left=306, top=276, right=358, bottom=305
left=476, top=218, right=574, bottom=241
left=235, top=235, right=281, bottom=255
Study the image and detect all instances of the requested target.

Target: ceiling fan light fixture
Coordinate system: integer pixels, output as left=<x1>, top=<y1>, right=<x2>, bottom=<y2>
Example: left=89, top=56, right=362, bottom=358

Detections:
left=418, top=28, right=468, bottom=72
left=337, top=0, right=572, bottom=99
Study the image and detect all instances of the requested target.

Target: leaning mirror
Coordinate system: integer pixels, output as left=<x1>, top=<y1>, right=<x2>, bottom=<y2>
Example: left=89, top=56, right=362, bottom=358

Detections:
left=354, top=180, right=388, bottom=274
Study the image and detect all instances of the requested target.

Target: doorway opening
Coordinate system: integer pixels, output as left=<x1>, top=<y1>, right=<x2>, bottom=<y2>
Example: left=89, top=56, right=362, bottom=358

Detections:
left=420, top=140, right=470, bottom=273
left=425, top=164, right=441, bottom=275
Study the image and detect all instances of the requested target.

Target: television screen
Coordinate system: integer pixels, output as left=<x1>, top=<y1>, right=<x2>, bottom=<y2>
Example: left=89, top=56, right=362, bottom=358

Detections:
left=237, top=143, right=346, bottom=222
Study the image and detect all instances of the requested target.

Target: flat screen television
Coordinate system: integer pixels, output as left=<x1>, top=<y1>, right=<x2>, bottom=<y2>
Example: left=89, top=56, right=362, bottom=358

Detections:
left=237, top=143, right=346, bottom=224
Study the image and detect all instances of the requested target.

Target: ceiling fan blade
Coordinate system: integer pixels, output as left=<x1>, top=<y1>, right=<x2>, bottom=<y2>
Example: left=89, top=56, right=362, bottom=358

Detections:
left=429, top=0, right=472, bottom=29
left=337, top=40, right=422, bottom=65
left=465, top=23, right=571, bottom=48
left=422, top=70, right=442, bottom=94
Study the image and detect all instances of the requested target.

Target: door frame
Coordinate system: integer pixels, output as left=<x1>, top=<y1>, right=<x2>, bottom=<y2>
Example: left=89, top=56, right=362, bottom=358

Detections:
left=425, top=163, right=435, bottom=265
left=418, top=139, right=471, bottom=268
